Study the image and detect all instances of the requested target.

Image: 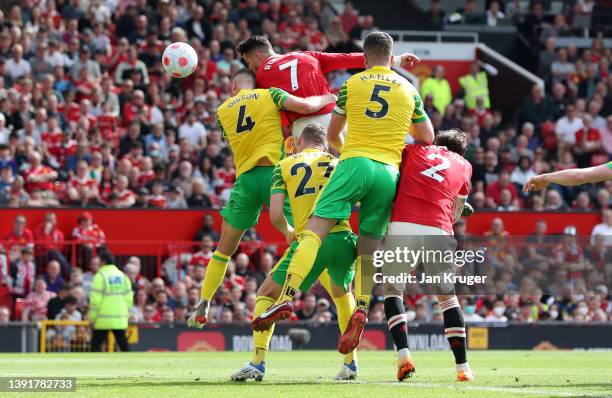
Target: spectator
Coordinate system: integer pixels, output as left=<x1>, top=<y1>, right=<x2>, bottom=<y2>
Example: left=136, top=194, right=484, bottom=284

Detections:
left=33, top=212, right=70, bottom=274
left=193, top=214, right=220, bottom=242
left=178, top=112, right=207, bottom=148
left=0, top=306, right=10, bottom=323
left=296, top=293, right=317, bottom=321
left=23, top=277, right=56, bottom=321
left=425, top=0, right=446, bottom=30
left=43, top=260, right=64, bottom=293
left=573, top=114, right=602, bottom=168
left=485, top=300, right=508, bottom=323
left=9, top=246, right=36, bottom=299
left=23, top=151, right=57, bottom=198
left=555, top=104, right=583, bottom=150
left=591, top=209, right=612, bottom=245
left=115, top=46, right=149, bottom=85
left=420, top=65, right=452, bottom=115
left=5, top=44, right=31, bottom=81
left=485, top=1, right=505, bottom=27
left=459, top=61, right=492, bottom=110
left=47, top=283, right=73, bottom=321
left=3, top=215, right=34, bottom=256
left=485, top=171, right=519, bottom=208
left=71, top=212, right=106, bottom=267
left=551, top=48, right=575, bottom=85
left=520, top=84, right=554, bottom=128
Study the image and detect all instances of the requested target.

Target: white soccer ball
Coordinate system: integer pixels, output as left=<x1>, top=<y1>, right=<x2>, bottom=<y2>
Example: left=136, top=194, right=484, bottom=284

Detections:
left=162, top=42, right=198, bottom=78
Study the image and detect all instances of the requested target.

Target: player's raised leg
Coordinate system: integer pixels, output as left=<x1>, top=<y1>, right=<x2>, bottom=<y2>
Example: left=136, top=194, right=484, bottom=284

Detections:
left=188, top=220, right=245, bottom=328
left=438, top=294, right=474, bottom=381
left=252, top=216, right=336, bottom=331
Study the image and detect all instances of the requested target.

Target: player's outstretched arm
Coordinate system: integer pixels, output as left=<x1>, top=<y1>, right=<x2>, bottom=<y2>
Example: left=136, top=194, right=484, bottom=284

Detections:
left=283, top=93, right=338, bottom=115
left=269, top=192, right=295, bottom=244
left=312, top=51, right=421, bottom=74
left=523, top=163, right=612, bottom=192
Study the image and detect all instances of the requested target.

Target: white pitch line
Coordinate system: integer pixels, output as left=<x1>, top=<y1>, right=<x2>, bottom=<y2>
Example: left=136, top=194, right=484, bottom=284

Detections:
left=369, top=381, right=612, bottom=397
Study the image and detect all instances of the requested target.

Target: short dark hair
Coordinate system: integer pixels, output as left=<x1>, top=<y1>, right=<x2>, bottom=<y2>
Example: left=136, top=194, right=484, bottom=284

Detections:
left=64, top=295, right=78, bottom=305
left=232, top=68, right=256, bottom=86
left=237, top=36, right=272, bottom=56
left=363, top=31, right=393, bottom=60
left=301, top=123, right=327, bottom=146
left=99, top=249, right=115, bottom=266
left=434, top=129, right=468, bottom=156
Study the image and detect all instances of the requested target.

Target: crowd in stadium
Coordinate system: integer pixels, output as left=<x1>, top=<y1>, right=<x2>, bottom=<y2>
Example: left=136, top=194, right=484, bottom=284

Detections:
left=0, top=0, right=608, bottom=211
left=0, top=210, right=610, bottom=324
left=0, top=0, right=610, bottom=329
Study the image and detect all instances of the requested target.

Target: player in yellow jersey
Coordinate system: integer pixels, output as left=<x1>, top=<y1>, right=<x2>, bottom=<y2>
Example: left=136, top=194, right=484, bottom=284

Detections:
left=188, top=69, right=337, bottom=328
left=231, top=124, right=359, bottom=382
left=253, top=32, right=435, bottom=354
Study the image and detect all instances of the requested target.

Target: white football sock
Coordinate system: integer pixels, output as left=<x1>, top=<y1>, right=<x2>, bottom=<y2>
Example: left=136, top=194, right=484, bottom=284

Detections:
left=456, top=362, right=471, bottom=372
left=397, top=348, right=411, bottom=361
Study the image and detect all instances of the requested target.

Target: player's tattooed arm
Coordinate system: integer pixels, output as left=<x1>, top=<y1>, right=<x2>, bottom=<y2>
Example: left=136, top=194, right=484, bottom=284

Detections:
left=452, top=196, right=468, bottom=224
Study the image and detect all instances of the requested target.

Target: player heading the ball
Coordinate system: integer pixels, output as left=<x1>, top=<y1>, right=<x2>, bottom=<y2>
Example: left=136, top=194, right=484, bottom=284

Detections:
left=237, top=35, right=421, bottom=145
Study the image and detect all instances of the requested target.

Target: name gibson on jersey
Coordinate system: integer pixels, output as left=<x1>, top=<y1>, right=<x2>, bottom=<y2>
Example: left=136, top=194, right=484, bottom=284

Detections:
left=226, top=92, right=260, bottom=108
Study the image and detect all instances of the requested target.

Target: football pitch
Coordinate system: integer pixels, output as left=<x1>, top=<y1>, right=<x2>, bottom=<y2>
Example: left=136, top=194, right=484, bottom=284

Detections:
left=0, top=350, right=611, bottom=398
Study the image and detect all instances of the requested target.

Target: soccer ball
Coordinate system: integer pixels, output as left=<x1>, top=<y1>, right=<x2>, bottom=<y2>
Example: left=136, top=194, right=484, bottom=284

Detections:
left=162, top=42, right=198, bottom=78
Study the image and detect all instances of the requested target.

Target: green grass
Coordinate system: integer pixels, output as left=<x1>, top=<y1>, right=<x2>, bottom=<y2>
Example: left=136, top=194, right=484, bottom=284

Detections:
left=0, top=351, right=611, bottom=397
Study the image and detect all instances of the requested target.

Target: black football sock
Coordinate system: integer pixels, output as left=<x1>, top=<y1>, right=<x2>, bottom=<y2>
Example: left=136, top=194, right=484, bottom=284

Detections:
left=384, top=296, right=409, bottom=355
left=440, top=296, right=467, bottom=365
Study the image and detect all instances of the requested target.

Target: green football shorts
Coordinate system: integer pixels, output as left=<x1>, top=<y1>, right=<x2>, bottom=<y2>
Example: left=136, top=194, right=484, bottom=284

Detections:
left=220, top=166, right=292, bottom=230
left=272, top=230, right=357, bottom=292
left=313, top=157, right=399, bottom=239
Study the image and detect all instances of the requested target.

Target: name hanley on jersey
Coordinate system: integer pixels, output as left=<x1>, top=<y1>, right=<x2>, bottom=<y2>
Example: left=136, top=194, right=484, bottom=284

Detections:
left=227, top=92, right=260, bottom=108
left=360, top=73, right=402, bottom=86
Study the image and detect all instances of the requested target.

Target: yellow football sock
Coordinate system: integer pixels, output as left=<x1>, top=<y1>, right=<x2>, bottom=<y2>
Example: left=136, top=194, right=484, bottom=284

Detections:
left=354, top=254, right=374, bottom=309
left=252, top=296, right=275, bottom=365
left=333, top=292, right=357, bottom=364
left=200, top=250, right=231, bottom=300
left=318, top=270, right=357, bottom=364
left=278, top=230, right=321, bottom=302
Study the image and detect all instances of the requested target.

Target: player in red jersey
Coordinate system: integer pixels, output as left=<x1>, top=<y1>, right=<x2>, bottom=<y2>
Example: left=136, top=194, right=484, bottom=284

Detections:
left=382, top=130, right=475, bottom=383
left=237, top=36, right=420, bottom=142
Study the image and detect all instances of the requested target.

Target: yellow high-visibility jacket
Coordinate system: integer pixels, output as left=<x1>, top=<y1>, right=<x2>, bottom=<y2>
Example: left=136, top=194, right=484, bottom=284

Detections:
left=459, top=72, right=490, bottom=109
left=88, top=264, right=133, bottom=330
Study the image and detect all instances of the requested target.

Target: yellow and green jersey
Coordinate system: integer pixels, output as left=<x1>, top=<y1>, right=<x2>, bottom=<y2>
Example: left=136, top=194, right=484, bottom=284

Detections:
left=271, top=148, right=351, bottom=235
left=334, top=65, right=427, bottom=168
left=608, top=161, right=612, bottom=170
left=217, top=88, right=289, bottom=177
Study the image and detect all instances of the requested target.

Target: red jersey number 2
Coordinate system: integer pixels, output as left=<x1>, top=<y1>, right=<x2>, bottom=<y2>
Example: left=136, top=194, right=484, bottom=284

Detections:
left=278, top=59, right=299, bottom=91
left=420, top=153, right=450, bottom=182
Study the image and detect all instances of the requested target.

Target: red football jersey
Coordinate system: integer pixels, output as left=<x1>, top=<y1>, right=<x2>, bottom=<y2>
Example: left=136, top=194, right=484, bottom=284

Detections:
left=391, top=144, right=472, bottom=234
left=255, top=51, right=365, bottom=124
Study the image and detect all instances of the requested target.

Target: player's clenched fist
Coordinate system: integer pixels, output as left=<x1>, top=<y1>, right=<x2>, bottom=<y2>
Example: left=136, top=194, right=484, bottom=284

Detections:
left=523, top=175, right=550, bottom=192
left=398, top=53, right=421, bottom=68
